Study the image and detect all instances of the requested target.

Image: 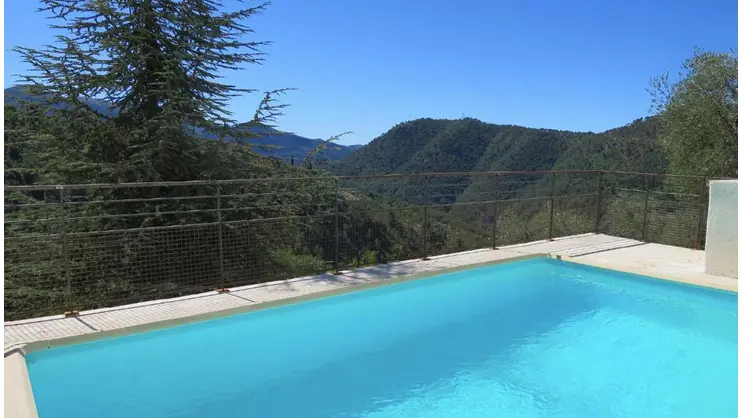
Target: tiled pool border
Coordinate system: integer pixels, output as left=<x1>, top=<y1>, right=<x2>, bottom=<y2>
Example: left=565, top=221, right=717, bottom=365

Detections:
left=17, top=254, right=737, bottom=357
left=15, top=253, right=544, bottom=355
left=562, top=255, right=739, bottom=295
left=5, top=235, right=738, bottom=418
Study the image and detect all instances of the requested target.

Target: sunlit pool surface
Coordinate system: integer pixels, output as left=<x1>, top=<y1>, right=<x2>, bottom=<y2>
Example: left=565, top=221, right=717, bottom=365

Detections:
left=27, top=258, right=737, bottom=417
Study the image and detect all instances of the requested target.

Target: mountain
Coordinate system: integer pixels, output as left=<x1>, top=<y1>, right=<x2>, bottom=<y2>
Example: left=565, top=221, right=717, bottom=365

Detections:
left=330, top=116, right=665, bottom=206
left=192, top=123, right=361, bottom=162
left=4, top=85, right=116, bottom=116
left=4, top=85, right=361, bottom=163
left=548, top=117, right=664, bottom=173
left=333, top=117, right=662, bottom=177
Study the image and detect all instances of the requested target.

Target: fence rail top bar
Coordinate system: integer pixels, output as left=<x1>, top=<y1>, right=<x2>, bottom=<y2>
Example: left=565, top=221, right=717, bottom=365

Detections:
left=336, top=169, right=602, bottom=180
left=604, top=170, right=731, bottom=180
left=3, top=176, right=338, bottom=191
left=4, top=170, right=725, bottom=191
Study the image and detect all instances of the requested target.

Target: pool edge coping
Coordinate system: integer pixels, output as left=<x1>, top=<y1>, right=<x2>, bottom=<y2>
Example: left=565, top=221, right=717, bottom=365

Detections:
left=4, top=352, right=37, bottom=418
left=12, top=253, right=546, bottom=356
left=559, top=255, right=738, bottom=294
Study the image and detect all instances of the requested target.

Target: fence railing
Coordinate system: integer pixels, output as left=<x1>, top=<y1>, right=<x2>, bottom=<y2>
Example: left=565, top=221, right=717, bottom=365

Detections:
left=4, top=170, right=718, bottom=320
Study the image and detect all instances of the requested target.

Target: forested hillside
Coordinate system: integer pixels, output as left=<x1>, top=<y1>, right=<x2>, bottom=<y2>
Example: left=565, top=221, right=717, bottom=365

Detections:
left=334, top=116, right=663, bottom=176
left=550, top=117, right=665, bottom=172
left=329, top=116, right=665, bottom=206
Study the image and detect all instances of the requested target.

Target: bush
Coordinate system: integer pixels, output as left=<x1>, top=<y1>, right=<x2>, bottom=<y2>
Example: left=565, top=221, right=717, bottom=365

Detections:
left=270, top=248, right=329, bottom=278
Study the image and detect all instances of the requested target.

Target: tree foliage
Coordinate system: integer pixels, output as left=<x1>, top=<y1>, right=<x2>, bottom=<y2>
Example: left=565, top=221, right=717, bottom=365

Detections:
left=13, top=0, right=283, bottom=183
left=649, top=49, right=738, bottom=178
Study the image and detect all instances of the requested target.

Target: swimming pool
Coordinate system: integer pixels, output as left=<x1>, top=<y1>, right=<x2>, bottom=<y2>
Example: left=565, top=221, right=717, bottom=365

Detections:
left=26, top=258, right=738, bottom=417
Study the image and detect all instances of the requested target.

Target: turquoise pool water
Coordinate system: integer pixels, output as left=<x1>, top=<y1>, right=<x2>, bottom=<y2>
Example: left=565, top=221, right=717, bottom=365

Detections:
left=27, top=258, right=737, bottom=418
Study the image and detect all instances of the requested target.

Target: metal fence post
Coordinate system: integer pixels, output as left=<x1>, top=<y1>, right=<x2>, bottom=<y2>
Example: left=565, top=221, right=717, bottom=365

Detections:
left=491, top=174, right=499, bottom=249
left=491, top=199, right=498, bottom=249
left=594, top=172, right=603, bottom=233
left=216, top=183, right=227, bottom=292
left=641, top=174, right=651, bottom=241
left=548, top=172, right=556, bottom=240
left=695, top=176, right=708, bottom=250
left=422, top=206, right=429, bottom=260
left=333, top=178, right=340, bottom=274
left=60, top=187, right=75, bottom=316
left=422, top=176, right=429, bottom=260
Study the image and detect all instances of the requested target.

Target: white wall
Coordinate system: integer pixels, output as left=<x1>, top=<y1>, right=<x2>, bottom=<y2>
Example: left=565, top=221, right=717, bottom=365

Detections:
left=705, top=180, right=738, bottom=278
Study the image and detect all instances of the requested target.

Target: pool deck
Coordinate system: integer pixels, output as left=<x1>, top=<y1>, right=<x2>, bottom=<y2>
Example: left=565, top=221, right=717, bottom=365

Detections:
left=5, top=233, right=736, bottom=352
left=4, top=233, right=738, bottom=418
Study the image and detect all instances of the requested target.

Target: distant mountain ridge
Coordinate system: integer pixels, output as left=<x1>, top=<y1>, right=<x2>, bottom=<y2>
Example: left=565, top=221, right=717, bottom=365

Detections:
left=5, top=85, right=663, bottom=174
left=4, top=85, right=362, bottom=163
left=331, top=116, right=663, bottom=177
left=327, top=116, right=664, bottom=207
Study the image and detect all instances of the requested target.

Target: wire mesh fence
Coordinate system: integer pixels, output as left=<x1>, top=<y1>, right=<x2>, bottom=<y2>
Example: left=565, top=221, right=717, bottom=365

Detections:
left=4, top=170, right=714, bottom=320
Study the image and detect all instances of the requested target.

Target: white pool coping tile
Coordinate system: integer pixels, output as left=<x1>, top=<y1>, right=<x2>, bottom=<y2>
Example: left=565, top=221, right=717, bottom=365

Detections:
left=5, top=353, right=36, bottom=418
left=5, top=318, right=95, bottom=348
left=79, top=293, right=253, bottom=332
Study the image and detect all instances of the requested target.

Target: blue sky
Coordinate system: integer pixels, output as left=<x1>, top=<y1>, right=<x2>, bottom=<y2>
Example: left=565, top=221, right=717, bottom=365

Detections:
left=4, top=0, right=738, bottom=145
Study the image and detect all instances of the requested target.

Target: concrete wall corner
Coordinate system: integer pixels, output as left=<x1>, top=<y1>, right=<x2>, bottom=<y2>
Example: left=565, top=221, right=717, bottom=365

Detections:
left=704, top=180, right=738, bottom=278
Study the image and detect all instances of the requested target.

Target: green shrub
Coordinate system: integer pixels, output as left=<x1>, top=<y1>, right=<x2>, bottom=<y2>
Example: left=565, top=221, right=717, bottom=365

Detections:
left=270, top=248, right=329, bottom=278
